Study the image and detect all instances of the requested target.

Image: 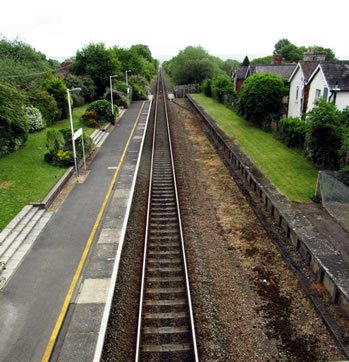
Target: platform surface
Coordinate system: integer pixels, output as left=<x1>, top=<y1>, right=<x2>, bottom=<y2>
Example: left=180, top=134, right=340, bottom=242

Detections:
left=0, top=101, right=150, bottom=362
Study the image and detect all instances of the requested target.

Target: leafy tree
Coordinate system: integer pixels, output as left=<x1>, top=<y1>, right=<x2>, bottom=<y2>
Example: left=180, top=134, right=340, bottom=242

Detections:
left=211, top=75, right=237, bottom=103
left=64, top=74, right=97, bottom=103
left=70, top=43, right=121, bottom=97
left=274, top=39, right=291, bottom=55
left=0, top=37, right=51, bottom=88
left=251, top=56, right=272, bottom=64
left=280, top=44, right=306, bottom=63
left=305, top=98, right=343, bottom=169
left=42, top=77, right=68, bottom=120
left=164, top=46, right=220, bottom=84
left=0, top=82, right=28, bottom=156
left=237, top=73, right=287, bottom=126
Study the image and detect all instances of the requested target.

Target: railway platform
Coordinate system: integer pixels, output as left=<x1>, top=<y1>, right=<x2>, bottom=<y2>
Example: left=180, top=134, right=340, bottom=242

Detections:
left=0, top=100, right=152, bottom=362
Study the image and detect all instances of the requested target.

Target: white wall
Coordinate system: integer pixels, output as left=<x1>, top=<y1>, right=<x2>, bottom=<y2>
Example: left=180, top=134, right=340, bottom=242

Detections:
left=334, top=92, right=349, bottom=110
left=288, top=68, right=304, bottom=118
left=307, top=69, right=329, bottom=112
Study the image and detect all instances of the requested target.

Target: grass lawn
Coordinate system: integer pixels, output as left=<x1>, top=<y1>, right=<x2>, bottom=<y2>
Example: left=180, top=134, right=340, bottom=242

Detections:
left=192, top=94, right=318, bottom=202
left=0, top=104, right=93, bottom=232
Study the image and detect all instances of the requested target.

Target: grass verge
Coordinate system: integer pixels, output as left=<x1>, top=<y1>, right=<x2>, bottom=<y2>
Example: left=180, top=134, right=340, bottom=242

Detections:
left=0, top=104, right=93, bottom=231
left=192, top=94, right=318, bottom=202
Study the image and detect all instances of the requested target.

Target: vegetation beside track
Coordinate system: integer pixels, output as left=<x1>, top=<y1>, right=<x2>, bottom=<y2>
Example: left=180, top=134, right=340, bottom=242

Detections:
left=191, top=93, right=318, bottom=202
left=0, top=104, right=92, bottom=232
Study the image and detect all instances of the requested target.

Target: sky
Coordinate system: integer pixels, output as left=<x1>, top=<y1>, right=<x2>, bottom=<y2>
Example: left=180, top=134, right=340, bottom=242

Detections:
left=1, top=0, right=349, bottom=62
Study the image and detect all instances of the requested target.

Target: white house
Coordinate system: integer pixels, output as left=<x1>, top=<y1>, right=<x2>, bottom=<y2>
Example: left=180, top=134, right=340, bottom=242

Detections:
left=307, top=61, right=349, bottom=112
left=287, top=61, right=318, bottom=118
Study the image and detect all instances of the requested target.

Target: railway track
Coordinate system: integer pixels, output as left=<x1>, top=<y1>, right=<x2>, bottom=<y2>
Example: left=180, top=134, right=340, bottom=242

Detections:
left=135, top=71, right=199, bottom=361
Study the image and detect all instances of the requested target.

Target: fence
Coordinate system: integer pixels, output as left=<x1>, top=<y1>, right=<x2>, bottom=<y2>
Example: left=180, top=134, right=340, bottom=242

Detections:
left=316, top=171, right=349, bottom=232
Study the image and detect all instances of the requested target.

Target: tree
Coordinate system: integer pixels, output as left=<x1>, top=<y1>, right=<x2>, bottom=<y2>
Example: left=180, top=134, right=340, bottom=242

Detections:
left=280, top=44, right=306, bottom=63
left=70, top=43, right=121, bottom=97
left=42, top=77, right=68, bottom=120
left=164, top=46, right=222, bottom=84
left=237, top=73, right=287, bottom=126
left=210, top=75, right=237, bottom=103
left=310, top=46, right=336, bottom=60
left=273, top=39, right=291, bottom=55
left=0, top=82, right=28, bottom=156
left=305, top=98, right=343, bottom=169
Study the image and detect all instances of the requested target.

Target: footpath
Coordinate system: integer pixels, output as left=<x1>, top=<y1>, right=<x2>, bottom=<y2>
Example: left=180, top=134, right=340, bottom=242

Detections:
left=0, top=101, right=150, bottom=362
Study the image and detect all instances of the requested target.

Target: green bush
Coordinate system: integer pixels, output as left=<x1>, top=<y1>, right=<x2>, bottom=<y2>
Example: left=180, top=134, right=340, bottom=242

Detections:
left=278, top=117, right=306, bottom=148
left=80, top=110, right=100, bottom=128
left=45, top=128, right=93, bottom=167
left=63, top=74, right=97, bottom=103
left=26, top=84, right=60, bottom=125
left=105, top=89, right=129, bottom=108
left=211, top=75, right=237, bottom=104
left=84, top=99, right=118, bottom=126
left=24, top=105, right=45, bottom=132
left=0, top=82, right=28, bottom=157
left=42, top=77, right=68, bottom=120
left=305, top=99, right=343, bottom=169
left=237, top=73, right=287, bottom=127
left=200, top=79, right=212, bottom=97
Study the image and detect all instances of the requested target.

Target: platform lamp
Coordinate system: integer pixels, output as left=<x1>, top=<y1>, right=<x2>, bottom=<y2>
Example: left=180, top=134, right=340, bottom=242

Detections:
left=109, top=75, right=118, bottom=123
left=67, top=87, right=81, bottom=177
left=125, top=69, right=131, bottom=96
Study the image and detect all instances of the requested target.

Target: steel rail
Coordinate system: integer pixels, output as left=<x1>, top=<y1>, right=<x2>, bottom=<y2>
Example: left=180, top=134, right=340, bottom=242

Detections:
left=135, top=70, right=199, bottom=361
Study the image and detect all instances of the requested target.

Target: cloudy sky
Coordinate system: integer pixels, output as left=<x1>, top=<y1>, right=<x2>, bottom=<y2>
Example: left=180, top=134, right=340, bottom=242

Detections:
left=1, top=0, right=349, bottom=61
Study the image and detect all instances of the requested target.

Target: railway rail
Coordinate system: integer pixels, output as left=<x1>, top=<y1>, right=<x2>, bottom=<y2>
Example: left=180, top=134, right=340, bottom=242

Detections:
left=135, top=70, right=199, bottom=361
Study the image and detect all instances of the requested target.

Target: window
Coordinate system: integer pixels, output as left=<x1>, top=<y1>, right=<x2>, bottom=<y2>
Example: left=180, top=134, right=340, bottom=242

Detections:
left=315, top=89, right=321, bottom=99
left=323, top=87, right=328, bottom=99
left=296, top=86, right=299, bottom=101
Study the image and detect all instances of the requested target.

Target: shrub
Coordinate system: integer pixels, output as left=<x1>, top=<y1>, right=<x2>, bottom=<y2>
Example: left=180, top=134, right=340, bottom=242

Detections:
left=237, top=73, right=287, bottom=127
left=26, top=84, right=60, bottom=125
left=105, top=89, right=129, bottom=108
left=45, top=128, right=93, bottom=167
left=278, top=117, right=306, bottom=148
left=211, top=75, right=237, bottom=104
left=200, top=79, right=212, bottom=97
left=24, top=105, right=45, bottom=132
left=42, top=76, right=68, bottom=120
left=84, top=99, right=118, bottom=126
left=0, top=82, right=28, bottom=157
left=80, top=110, right=100, bottom=128
left=305, top=98, right=343, bottom=169
left=63, top=74, right=97, bottom=103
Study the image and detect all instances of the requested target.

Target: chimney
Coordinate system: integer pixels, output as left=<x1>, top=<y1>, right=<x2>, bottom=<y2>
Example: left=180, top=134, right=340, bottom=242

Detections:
left=272, top=54, right=282, bottom=65
left=303, top=48, right=327, bottom=61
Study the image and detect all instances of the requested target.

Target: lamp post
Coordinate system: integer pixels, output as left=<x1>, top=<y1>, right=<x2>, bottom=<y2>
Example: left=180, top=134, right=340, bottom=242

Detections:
left=109, top=75, right=118, bottom=122
left=67, top=87, right=81, bottom=177
left=125, top=69, right=131, bottom=96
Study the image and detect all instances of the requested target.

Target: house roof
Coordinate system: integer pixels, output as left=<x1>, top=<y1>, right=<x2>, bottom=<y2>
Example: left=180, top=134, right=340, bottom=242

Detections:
left=321, top=62, right=349, bottom=91
left=232, top=65, right=249, bottom=80
left=299, top=61, right=319, bottom=82
left=250, top=64, right=296, bottom=79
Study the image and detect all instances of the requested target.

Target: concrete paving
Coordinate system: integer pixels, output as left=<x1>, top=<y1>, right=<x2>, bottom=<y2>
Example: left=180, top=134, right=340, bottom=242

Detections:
left=0, top=101, right=150, bottom=362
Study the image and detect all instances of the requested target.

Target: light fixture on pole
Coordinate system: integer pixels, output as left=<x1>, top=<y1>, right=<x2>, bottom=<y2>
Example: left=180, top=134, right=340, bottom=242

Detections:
left=125, top=70, right=131, bottom=95
left=67, top=87, right=81, bottom=177
left=109, top=75, right=118, bottom=117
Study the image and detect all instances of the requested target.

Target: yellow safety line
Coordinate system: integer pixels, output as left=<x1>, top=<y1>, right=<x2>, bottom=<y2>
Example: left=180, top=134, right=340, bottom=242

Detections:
left=42, top=102, right=145, bottom=362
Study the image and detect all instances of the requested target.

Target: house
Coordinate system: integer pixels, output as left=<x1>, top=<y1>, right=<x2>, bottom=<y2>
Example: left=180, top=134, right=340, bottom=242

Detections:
left=231, top=55, right=296, bottom=94
left=307, top=61, right=349, bottom=112
left=287, top=61, right=319, bottom=118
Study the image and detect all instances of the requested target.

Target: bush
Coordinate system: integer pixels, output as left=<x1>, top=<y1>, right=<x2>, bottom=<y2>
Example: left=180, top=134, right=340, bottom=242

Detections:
left=211, top=75, right=237, bottom=104
left=83, top=100, right=118, bottom=126
left=305, top=99, right=343, bottom=169
left=45, top=128, right=93, bottom=167
left=24, top=105, right=45, bottom=132
left=42, top=76, right=68, bottom=120
left=0, top=82, right=28, bottom=157
left=278, top=117, right=306, bottom=148
left=105, top=89, right=129, bottom=108
left=80, top=110, right=100, bottom=128
left=337, top=166, right=349, bottom=187
left=63, top=74, right=97, bottom=104
left=200, top=79, right=212, bottom=97
left=26, top=84, right=60, bottom=125
left=237, top=73, right=287, bottom=127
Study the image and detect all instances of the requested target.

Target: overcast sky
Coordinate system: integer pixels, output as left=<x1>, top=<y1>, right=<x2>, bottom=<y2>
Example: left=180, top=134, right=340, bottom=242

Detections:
left=2, top=0, right=349, bottom=62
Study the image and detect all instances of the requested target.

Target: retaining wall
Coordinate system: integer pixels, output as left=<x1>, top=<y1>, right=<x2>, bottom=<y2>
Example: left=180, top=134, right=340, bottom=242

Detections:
left=187, top=94, right=349, bottom=315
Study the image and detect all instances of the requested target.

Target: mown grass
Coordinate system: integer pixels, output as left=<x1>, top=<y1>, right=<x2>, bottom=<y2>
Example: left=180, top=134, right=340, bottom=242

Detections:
left=192, top=94, right=318, bottom=202
left=0, top=104, right=93, bottom=231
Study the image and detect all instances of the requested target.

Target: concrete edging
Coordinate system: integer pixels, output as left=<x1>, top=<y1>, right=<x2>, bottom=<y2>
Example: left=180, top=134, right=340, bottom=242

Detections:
left=187, top=94, right=349, bottom=315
